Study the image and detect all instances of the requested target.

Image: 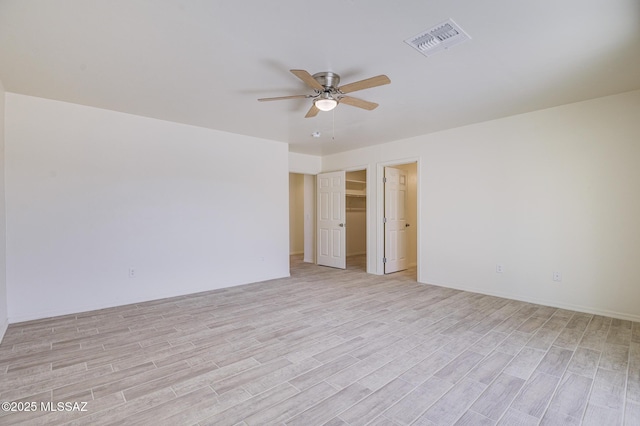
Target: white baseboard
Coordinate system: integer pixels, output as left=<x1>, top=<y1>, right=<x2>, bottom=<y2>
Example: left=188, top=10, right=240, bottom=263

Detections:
left=8, top=273, right=291, bottom=324
left=421, top=280, right=640, bottom=323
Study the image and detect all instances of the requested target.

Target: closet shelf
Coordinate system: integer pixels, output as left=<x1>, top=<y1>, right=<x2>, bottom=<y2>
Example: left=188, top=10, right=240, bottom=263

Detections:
left=346, top=178, right=366, bottom=197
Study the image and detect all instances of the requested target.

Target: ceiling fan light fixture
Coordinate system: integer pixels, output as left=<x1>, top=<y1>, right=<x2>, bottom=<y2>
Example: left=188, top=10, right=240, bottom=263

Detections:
left=315, top=97, right=337, bottom=112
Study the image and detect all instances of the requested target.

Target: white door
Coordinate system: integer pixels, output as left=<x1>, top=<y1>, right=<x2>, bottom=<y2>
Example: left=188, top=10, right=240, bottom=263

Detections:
left=384, top=167, right=408, bottom=273
left=317, top=171, right=346, bottom=269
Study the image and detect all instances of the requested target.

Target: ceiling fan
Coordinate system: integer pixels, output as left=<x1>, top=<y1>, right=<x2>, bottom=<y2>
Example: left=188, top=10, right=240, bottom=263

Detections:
left=258, top=69, right=391, bottom=118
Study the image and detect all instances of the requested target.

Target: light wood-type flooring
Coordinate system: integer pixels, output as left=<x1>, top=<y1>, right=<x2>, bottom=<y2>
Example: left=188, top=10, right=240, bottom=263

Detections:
left=1, top=255, right=639, bottom=425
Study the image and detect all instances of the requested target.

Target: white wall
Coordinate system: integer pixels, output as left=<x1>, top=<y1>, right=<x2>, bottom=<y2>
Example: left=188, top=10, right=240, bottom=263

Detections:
left=5, top=93, right=290, bottom=322
left=289, top=152, right=321, bottom=175
left=323, top=90, right=640, bottom=321
left=289, top=173, right=304, bottom=255
left=0, top=79, right=7, bottom=342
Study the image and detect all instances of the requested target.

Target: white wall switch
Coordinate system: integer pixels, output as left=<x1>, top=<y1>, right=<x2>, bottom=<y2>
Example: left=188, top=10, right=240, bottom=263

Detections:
left=553, top=271, right=562, bottom=282
left=496, top=264, right=504, bottom=273
left=129, top=267, right=136, bottom=278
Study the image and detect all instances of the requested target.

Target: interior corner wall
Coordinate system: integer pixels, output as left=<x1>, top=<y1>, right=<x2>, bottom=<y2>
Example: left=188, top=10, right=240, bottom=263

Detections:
left=0, top=79, right=7, bottom=342
left=4, top=93, right=290, bottom=323
left=322, top=89, right=640, bottom=321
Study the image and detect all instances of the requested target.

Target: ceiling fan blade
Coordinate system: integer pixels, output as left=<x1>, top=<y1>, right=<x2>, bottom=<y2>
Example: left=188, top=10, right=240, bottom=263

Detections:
left=339, top=96, right=379, bottom=110
left=338, top=75, right=391, bottom=94
left=290, top=69, right=324, bottom=91
left=258, top=94, right=312, bottom=102
left=305, top=104, right=320, bottom=118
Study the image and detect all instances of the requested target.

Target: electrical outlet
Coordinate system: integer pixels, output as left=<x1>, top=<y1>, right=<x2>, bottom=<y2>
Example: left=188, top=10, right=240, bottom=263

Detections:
left=129, top=267, right=136, bottom=278
left=496, top=264, right=504, bottom=273
left=553, top=271, right=562, bottom=282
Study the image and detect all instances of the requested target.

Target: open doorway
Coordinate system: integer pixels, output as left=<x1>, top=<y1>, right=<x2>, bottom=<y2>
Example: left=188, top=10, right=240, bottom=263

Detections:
left=289, top=173, right=315, bottom=265
left=346, top=170, right=367, bottom=272
left=381, top=162, right=417, bottom=279
left=315, top=169, right=368, bottom=271
left=289, top=173, right=305, bottom=258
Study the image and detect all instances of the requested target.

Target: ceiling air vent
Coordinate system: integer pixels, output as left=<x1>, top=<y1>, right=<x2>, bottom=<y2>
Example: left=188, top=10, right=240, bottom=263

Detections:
left=405, top=19, right=470, bottom=57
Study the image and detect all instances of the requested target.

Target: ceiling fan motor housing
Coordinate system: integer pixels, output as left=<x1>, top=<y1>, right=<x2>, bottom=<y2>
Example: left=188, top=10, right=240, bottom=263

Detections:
left=312, top=72, right=340, bottom=91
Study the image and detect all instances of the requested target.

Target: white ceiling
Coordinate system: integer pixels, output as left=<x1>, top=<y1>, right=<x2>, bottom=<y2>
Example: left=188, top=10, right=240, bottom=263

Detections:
left=1, top=1, right=639, bottom=156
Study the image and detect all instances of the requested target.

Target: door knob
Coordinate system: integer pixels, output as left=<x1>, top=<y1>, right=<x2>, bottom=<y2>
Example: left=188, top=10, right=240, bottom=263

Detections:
left=339, top=223, right=345, bottom=227
left=405, top=223, right=411, bottom=227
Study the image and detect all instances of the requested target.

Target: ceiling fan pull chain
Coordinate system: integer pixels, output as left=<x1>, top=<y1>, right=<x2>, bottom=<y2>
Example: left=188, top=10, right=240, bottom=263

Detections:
left=332, top=108, right=335, bottom=140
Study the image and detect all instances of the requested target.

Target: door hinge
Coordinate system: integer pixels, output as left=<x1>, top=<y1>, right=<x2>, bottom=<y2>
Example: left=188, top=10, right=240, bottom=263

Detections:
left=383, top=257, right=387, bottom=263
left=383, top=217, right=387, bottom=223
left=383, top=177, right=387, bottom=183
